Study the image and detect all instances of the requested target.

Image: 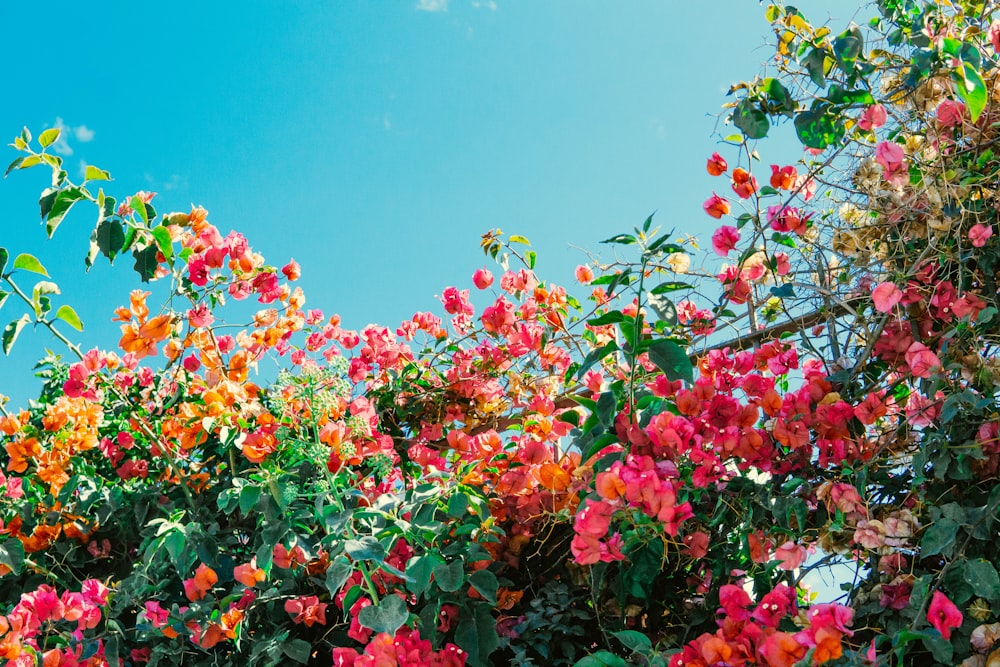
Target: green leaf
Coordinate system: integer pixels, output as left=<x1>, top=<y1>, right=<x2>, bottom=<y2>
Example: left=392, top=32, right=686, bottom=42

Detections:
left=0, top=247, right=7, bottom=275
left=0, top=538, right=25, bottom=575
left=406, top=554, right=443, bottom=596
left=455, top=604, right=499, bottom=667
left=508, top=234, right=530, bottom=245
left=587, top=311, right=627, bottom=327
left=468, top=569, right=499, bottom=606
left=325, top=556, right=354, bottom=596
left=832, top=26, right=863, bottom=74
left=647, top=339, right=693, bottom=384
left=38, top=128, right=61, bottom=148
left=357, top=594, right=409, bottom=635
left=281, top=639, right=312, bottom=664
left=524, top=250, right=536, bottom=270
left=963, top=559, right=1000, bottom=602
left=794, top=107, right=845, bottom=149
left=601, top=233, right=637, bottom=245
left=3, top=314, right=31, bottom=354
left=344, top=536, right=386, bottom=562
left=648, top=293, right=677, bottom=325
left=921, top=634, right=953, bottom=664
left=447, top=492, right=470, bottom=518
left=920, top=517, right=959, bottom=558
left=0, top=292, right=8, bottom=311
left=770, top=284, right=796, bottom=299
left=801, top=48, right=829, bottom=87
left=132, top=246, right=159, bottom=282
left=12, top=154, right=41, bottom=171
left=613, top=630, right=652, bottom=654
left=84, top=165, right=111, bottom=181
left=163, top=531, right=186, bottom=569
left=239, top=485, right=261, bottom=515
left=573, top=652, right=629, bottom=667
left=576, top=340, right=618, bottom=379
left=825, top=85, right=875, bottom=106
left=433, top=559, right=465, bottom=592
left=45, top=186, right=87, bottom=237
left=130, top=195, right=149, bottom=223
left=151, top=226, right=174, bottom=261
left=953, top=61, right=987, bottom=123
left=761, top=77, right=794, bottom=115
left=596, top=391, right=617, bottom=426
left=734, top=98, right=769, bottom=140
left=13, top=253, right=49, bottom=277
left=96, top=220, right=126, bottom=261
left=650, top=281, right=693, bottom=294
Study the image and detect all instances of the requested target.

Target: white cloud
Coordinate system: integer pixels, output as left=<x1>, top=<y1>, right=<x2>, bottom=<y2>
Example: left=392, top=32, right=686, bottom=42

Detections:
left=471, top=0, right=497, bottom=9
left=383, top=113, right=392, bottom=130
left=417, top=0, right=448, bottom=11
left=74, top=125, right=95, bottom=142
left=48, top=118, right=95, bottom=156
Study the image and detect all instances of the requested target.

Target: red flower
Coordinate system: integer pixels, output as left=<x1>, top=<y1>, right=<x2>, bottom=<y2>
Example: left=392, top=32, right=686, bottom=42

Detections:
left=703, top=193, right=731, bottom=219
left=284, top=595, right=328, bottom=627
left=927, top=590, right=962, bottom=640
left=706, top=152, right=728, bottom=176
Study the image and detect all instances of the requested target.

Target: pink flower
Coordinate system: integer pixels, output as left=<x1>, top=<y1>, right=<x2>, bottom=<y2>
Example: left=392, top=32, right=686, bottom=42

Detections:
left=937, top=99, right=967, bottom=129
left=703, top=193, right=731, bottom=219
left=183, top=354, right=201, bottom=373
left=143, top=600, right=169, bottom=627
left=875, top=141, right=906, bottom=185
left=992, top=21, right=1000, bottom=53
left=711, top=226, right=740, bottom=257
left=440, top=286, right=473, bottom=316
left=187, top=256, right=209, bottom=287
left=905, top=342, right=941, bottom=379
left=871, top=282, right=903, bottom=313
left=284, top=595, right=328, bottom=627
left=575, top=500, right=615, bottom=538
left=188, top=304, right=214, bottom=328
left=927, top=590, right=962, bottom=640
left=707, top=152, right=728, bottom=176
left=774, top=540, right=806, bottom=571
left=969, top=223, right=993, bottom=248
left=81, top=580, right=109, bottom=606
left=858, top=104, right=887, bottom=131
left=575, top=265, right=594, bottom=284
left=472, top=267, right=493, bottom=289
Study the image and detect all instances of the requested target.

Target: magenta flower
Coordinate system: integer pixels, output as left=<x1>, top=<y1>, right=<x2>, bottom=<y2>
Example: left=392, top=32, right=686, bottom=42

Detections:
left=969, top=223, right=993, bottom=248
left=927, top=590, right=962, bottom=639
left=711, top=225, right=740, bottom=257
left=872, top=282, right=903, bottom=313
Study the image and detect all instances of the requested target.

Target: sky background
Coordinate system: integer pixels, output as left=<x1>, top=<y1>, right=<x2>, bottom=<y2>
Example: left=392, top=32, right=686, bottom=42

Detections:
left=0, top=0, right=864, bottom=409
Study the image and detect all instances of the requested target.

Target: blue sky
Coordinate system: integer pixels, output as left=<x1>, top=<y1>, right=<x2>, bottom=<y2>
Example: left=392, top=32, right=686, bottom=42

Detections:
left=0, top=1, right=863, bottom=407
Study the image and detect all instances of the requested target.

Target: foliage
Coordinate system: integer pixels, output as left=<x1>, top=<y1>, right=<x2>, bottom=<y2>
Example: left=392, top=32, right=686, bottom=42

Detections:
left=6, top=1, right=1000, bottom=666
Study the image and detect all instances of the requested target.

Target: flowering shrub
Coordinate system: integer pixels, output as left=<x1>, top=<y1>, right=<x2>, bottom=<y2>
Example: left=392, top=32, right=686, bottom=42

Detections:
left=6, top=1, right=1000, bottom=665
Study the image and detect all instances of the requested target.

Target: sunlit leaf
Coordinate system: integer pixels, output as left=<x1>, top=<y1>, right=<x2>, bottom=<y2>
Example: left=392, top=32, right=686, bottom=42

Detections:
left=38, top=128, right=61, bottom=148
left=12, top=253, right=49, bottom=277
left=2, top=314, right=31, bottom=354
left=54, top=305, right=84, bottom=331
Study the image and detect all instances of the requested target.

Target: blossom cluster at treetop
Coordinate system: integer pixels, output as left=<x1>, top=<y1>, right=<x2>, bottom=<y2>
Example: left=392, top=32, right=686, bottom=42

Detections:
left=3, top=1, right=1000, bottom=665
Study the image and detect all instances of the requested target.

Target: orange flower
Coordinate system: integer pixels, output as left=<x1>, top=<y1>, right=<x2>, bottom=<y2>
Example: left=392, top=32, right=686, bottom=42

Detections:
left=183, top=563, right=218, bottom=601
left=233, top=560, right=266, bottom=588
left=6, top=437, right=40, bottom=473
left=138, top=314, right=174, bottom=341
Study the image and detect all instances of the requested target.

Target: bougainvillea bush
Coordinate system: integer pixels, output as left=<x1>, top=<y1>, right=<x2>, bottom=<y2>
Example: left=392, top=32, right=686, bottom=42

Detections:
left=4, top=0, right=1000, bottom=665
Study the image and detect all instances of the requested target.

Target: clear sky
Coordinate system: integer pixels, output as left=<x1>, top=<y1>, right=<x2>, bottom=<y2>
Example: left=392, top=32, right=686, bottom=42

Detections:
left=0, top=1, right=864, bottom=407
